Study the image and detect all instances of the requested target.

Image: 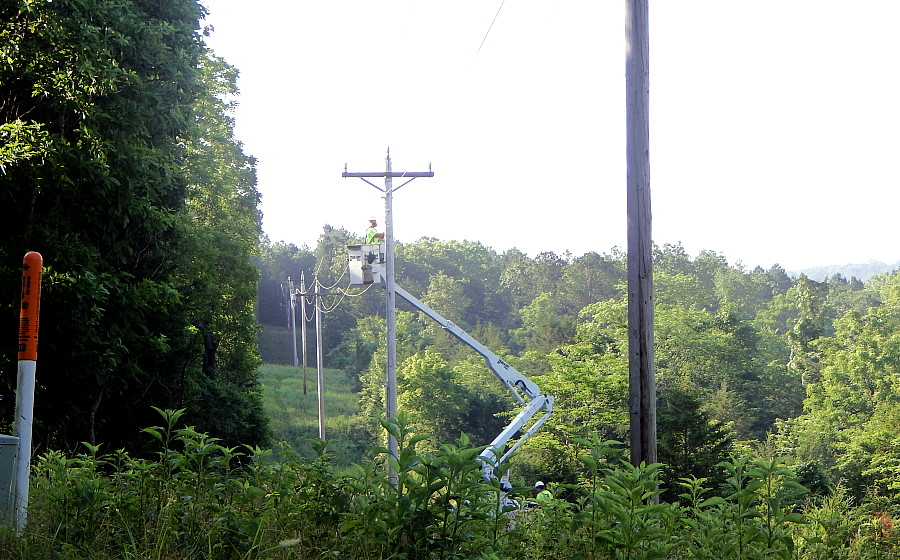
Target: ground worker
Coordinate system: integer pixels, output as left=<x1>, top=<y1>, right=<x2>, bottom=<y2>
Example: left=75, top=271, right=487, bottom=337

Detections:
left=366, top=218, right=384, bottom=244
left=534, top=481, right=553, bottom=505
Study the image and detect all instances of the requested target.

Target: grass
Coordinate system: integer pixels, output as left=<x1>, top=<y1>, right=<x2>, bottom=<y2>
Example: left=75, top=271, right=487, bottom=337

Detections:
left=259, top=363, right=361, bottom=461
left=256, top=322, right=363, bottom=462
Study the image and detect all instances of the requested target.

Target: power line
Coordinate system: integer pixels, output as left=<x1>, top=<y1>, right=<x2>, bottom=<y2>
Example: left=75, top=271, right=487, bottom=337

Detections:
left=477, top=0, right=506, bottom=54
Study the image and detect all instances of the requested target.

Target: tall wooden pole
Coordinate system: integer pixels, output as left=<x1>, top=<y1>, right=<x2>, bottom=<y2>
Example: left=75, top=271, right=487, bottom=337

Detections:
left=288, top=277, right=299, bottom=368
left=383, top=151, right=398, bottom=465
left=315, top=286, right=326, bottom=439
left=300, top=272, right=308, bottom=395
left=343, top=151, right=434, bottom=484
left=626, top=0, right=656, bottom=466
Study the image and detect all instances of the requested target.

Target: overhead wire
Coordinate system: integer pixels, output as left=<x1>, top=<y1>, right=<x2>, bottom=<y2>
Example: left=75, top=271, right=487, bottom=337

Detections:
left=476, top=0, right=506, bottom=55
left=316, top=268, right=348, bottom=291
left=338, top=282, right=373, bottom=298
left=293, top=275, right=375, bottom=322
left=316, top=278, right=346, bottom=313
left=293, top=238, right=380, bottom=318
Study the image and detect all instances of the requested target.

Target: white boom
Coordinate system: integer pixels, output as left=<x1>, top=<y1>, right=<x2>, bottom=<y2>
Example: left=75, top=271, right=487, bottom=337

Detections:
left=347, top=244, right=553, bottom=480
left=348, top=243, right=553, bottom=482
left=391, top=285, right=554, bottom=480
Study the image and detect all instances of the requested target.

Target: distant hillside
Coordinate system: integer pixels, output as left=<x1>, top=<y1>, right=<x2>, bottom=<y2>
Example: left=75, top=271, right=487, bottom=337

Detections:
left=792, top=260, right=900, bottom=282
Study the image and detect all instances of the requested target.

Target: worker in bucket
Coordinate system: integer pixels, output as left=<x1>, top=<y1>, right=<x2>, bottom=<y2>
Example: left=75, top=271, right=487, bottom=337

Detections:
left=365, top=217, right=384, bottom=244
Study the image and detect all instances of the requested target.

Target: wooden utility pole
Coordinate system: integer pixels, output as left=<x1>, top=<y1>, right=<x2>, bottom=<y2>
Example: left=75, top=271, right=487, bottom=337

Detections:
left=288, top=277, right=299, bottom=369
left=626, top=0, right=656, bottom=466
left=300, top=272, right=309, bottom=395
left=315, top=286, right=326, bottom=439
left=343, top=149, right=434, bottom=472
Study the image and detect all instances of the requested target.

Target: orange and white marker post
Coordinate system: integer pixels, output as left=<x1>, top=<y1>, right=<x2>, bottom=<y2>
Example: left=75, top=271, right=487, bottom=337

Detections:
left=15, top=251, right=41, bottom=532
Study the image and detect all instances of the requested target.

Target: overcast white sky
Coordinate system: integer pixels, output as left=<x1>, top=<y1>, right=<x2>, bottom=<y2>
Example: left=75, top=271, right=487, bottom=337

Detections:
left=200, top=1, right=899, bottom=272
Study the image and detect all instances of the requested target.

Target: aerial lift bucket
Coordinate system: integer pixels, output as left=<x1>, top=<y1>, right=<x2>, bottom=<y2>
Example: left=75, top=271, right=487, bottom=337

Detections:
left=347, top=244, right=385, bottom=287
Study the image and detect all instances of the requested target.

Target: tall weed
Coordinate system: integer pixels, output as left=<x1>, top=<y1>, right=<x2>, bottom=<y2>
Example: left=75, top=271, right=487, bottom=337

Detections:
left=1, top=410, right=894, bottom=560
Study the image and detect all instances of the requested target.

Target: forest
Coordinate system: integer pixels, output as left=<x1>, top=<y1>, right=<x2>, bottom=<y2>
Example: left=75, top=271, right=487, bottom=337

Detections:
left=2, top=0, right=900, bottom=558
left=0, top=0, right=266, bottom=450
left=257, top=232, right=900, bottom=508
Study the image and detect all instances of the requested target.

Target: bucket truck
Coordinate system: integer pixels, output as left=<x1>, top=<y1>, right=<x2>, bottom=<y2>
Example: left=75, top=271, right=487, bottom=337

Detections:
left=348, top=244, right=554, bottom=485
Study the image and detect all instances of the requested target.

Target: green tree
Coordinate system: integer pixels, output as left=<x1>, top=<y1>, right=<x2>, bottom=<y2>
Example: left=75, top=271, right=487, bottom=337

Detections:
left=397, top=351, right=471, bottom=446
left=509, top=298, right=630, bottom=481
left=255, top=239, right=316, bottom=326
left=655, top=271, right=715, bottom=310
left=311, top=225, right=358, bottom=355
left=397, top=239, right=506, bottom=327
left=754, top=292, right=799, bottom=335
left=498, top=248, right=535, bottom=311
left=653, top=242, right=695, bottom=276
left=423, top=272, right=472, bottom=329
left=656, top=382, right=733, bottom=501
left=714, top=265, right=772, bottom=320
left=420, top=272, right=475, bottom=361
left=557, top=250, right=625, bottom=313
left=451, top=355, right=513, bottom=447
left=511, top=292, right=575, bottom=354
left=352, top=311, right=430, bottom=446
left=765, top=263, right=794, bottom=296
left=0, top=0, right=267, bottom=449
left=542, top=341, right=629, bottom=443
left=774, top=273, right=900, bottom=501
left=532, top=251, right=566, bottom=295
left=177, top=50, right=268, bottom=446
left=826, top=272, right=879, bottom=317
left=807, top=273, right=900, bottom=426
left=314, top=224, right=354, bottom=285
left=786, top=275, right=831, bottom=388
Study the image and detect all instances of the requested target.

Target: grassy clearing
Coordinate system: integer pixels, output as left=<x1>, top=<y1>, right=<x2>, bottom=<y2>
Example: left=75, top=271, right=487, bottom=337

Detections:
left=258, top=363, right=360, bottom=460
left=257, top=322, right=367, bottom=464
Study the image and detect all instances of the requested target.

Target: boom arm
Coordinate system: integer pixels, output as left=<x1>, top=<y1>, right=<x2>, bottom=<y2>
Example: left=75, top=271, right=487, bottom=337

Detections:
left=393, top=284, right=554, bottom=480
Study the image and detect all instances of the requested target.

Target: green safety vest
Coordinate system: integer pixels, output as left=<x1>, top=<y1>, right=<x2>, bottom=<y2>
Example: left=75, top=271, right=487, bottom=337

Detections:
left=536, top=489, right=553, bottom=505
left=366, top=227, right=379, bottom=244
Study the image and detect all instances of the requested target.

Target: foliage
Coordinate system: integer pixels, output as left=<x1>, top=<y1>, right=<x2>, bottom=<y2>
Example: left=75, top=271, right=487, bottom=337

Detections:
left=397, top=351, right=471, bottom=447
left=511, top=292, right=576, bottom=354
left=6, top=415, right=891, bottom=559
left=0, top=0, right=267, bottom=450
left=535, top=340, right=629, bottom=480
left=258, top=228, right=900, bottom=510
left=2, top=1, right=899, bottom=554
left=2, top=408, right=347, bottom=559
left=656, top=382, right=733, bottom=502
left=774, top=273, right=900, bottom=503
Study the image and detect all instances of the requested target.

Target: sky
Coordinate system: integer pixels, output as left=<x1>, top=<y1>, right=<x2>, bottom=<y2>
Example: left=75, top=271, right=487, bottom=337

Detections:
left=199, top=1, right=899, bottom=272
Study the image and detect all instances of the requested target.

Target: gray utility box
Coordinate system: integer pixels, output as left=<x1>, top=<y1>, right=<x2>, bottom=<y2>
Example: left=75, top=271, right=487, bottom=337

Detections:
left=0, top=435, right=18, bottom=528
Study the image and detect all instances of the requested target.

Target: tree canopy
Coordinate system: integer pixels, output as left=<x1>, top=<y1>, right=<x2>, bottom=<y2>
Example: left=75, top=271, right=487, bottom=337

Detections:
left=0, top=0, right=266, bottom=449
left=259, top=229, right=896, bottom=507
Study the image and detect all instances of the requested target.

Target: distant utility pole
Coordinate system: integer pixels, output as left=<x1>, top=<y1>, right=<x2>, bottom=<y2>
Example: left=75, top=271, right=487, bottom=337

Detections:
left=295, top=276, right=322, bottom=432
left=288, top=277, right=299, bottom=368
left=315, top=285, right=326, bottom=439
left=300, top=272, right=309, bottom=395
left=626, top=0, right=656, bottom=466
left=343, top=148, right=434, bottom=468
